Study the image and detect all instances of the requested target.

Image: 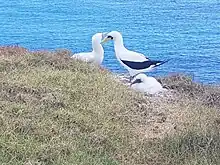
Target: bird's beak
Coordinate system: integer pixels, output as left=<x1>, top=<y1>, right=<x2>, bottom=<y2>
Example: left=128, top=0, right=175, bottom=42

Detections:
left=100, top=37, right=111, bottom=44
left=130, top=79, right=142, bottom=86
left=130, top=80, right=136, bottom=86
left=102, top=32, right=108, bottom=39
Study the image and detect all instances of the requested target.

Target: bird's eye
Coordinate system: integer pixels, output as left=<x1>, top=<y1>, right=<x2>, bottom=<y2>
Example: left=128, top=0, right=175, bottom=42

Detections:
left=107, top=36, right=113, bottom=40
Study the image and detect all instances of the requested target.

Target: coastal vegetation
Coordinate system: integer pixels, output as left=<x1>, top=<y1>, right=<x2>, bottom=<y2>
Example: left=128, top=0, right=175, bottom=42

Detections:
left=0, top=46, right=219, bottom=165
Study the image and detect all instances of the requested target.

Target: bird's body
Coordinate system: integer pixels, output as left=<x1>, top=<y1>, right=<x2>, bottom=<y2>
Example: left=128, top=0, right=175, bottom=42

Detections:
left=72, top=33, right=104, bottom=65
left=130, top=73, right=167, bottom=94
left=73, top=51, right=103, bottom=65
left=101, top=31, right=168, bottom=76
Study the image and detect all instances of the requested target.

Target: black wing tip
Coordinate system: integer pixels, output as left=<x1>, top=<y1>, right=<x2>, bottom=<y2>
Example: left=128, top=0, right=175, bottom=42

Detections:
left=164, top=59, right=171, bottom=63
left=155, top=59, right=171, bottom=66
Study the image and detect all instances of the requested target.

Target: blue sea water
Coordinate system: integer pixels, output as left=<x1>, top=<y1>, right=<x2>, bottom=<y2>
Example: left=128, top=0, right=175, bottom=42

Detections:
left=0, top=0, right=220, bottom=84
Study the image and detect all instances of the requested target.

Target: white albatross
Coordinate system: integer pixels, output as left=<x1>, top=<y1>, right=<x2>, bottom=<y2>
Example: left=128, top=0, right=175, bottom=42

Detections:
left=130, top=73, right=167, bottom=94
left=101, top=31, right=169, bottom=77
left=71, top=33, right=106, bottom=65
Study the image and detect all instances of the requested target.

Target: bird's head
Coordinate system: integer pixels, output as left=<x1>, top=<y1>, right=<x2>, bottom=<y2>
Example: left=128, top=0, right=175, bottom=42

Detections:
left=100, top=31, right=122, bottom=44
left=130, top=73, right=147, bottom=86
left=92, top=33, right=107, bottom=43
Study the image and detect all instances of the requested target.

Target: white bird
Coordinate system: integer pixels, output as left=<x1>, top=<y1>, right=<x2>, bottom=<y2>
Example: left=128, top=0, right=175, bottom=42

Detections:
left=71, top=33, right=106, bottom=65
left=101, top=31, right=168, bottom=77
left=130, top=73, right=167, bottom=94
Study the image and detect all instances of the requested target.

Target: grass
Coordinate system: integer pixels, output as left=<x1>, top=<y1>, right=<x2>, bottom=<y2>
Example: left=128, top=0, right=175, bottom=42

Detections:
left=0, top=46, right=220, bottom=165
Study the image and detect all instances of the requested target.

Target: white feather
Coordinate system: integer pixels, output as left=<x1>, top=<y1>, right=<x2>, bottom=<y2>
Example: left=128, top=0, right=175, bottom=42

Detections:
left=71, top=33, right=104, bottom=65
left=131, top=73, right=167, bottom=94
left=103, top=31, right=166, bottom=76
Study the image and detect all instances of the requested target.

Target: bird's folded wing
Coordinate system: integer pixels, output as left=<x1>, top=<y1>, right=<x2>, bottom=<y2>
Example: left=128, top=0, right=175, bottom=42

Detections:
left=119, top=50, right=149, bottom=62
left=72, top=52, right=94, bottom=63
left=120, top=59, right=165, bottom=70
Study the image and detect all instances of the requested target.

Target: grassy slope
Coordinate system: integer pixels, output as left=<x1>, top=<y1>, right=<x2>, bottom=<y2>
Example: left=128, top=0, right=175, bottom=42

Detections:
left=0, top=46, right=220, bottom=165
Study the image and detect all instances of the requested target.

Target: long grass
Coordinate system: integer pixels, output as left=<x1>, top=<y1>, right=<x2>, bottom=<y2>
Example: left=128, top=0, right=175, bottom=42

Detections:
left=0, top=46, right=219, bottom=165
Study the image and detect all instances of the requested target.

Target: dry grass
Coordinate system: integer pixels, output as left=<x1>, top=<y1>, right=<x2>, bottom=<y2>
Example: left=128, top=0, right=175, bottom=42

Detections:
left=0, top=46, right=220, bottom=165
left=159, top=74, right=220, bottom=108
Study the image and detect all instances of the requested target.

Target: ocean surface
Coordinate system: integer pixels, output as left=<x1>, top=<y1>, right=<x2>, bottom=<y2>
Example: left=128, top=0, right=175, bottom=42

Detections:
left=0, top=0, right=220, bottom=84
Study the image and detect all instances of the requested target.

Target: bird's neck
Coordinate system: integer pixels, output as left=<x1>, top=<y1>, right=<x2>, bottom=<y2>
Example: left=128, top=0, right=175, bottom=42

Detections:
left=114, top=36, right=126, bottom=52
left=92, top=40, right=103, bottom=54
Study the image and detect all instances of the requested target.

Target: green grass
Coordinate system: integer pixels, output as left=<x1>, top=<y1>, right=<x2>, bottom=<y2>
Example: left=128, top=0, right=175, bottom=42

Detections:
left=0, top=46, right=220, bottom=165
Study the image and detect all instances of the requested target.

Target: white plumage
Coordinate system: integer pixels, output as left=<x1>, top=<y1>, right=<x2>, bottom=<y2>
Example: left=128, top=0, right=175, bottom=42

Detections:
left=71, top=33, right=105, bottom=65
left=130, top=73, right=167, bottom=94
left=101, top=31, right=168, bottom=77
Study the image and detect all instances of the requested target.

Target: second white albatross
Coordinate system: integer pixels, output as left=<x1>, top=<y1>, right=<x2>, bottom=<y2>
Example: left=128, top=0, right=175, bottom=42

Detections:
left=71, top=33, right=106, bottom=65
left=101, top=31, right=169, bottom=77
left=130, top=73, right=167, bottom=94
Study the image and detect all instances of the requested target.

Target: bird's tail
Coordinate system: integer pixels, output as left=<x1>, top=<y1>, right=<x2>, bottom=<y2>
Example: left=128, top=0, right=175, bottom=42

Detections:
left=154, top=59, right=170, bottom=67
